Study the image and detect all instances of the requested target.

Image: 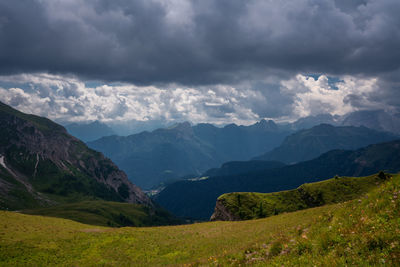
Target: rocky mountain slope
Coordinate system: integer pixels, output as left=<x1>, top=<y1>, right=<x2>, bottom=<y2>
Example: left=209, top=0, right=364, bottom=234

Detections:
left=254, top=124, right=398, bottom=163
left=0, top=101, right=150, bottom=210
left=155, top=139, right=400, bottom=220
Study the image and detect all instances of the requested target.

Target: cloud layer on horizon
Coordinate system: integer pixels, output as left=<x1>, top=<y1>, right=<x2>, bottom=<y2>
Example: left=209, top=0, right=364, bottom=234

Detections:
left=0, top=73, right=387, bottom=125
left=0, top=73, right=262, bottom=125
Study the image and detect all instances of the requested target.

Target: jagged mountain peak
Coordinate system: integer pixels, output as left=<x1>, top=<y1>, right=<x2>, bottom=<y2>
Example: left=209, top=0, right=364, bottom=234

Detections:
left=154, top=121, right=194, bottom=139
left=166, top=121, right=192, bottom=132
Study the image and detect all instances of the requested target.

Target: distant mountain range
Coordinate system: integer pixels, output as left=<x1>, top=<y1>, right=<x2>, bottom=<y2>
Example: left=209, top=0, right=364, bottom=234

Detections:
left=281, top=113, right=341, bottom=131
left=65, top=109, right=400, bottom=142
left=155, top=139, right=400, bottom=220
left=86, top=109, right=400, bottom=190
left=341, top=110, right=400, bottom=134
left=2, top=99, right=400, bottom=227
left=0, top=101, right=150, bottom=210
left=65, top=121, right=115, bottom=142
left=281, top=109, right=400, bottom=134
left=107, top=119, right=170, bottom=136
left=65, top=119, right=171, bottom=139
left=88, top=120, right=290, bottom=189
left=254, top=124, right=398, bottom=164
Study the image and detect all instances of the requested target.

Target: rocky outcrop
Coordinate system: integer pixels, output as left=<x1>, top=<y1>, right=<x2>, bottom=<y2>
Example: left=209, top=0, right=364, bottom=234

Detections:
left=0, top=101, right=151, bottom=209
left=210, top=198, right=240, bottom=221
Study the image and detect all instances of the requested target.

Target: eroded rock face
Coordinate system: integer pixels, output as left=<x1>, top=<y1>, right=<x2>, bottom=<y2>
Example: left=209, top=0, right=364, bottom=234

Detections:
left=0, top=101, right=151, bottom=208
left=210, top=199, right=239, bottom=221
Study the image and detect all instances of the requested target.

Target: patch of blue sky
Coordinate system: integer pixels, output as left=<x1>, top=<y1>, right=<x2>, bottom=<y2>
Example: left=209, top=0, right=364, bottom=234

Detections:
left=0, top=81, right=34, bottom=92
left=305, top=74, right=343, bottom=90
left=327, top=76, right=343, bottom=90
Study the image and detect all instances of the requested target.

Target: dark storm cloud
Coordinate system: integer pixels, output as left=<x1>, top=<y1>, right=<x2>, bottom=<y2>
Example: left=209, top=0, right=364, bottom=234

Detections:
left=371, top=69, right=400, bottom=112
left=0, top=0, right=400, bottom=85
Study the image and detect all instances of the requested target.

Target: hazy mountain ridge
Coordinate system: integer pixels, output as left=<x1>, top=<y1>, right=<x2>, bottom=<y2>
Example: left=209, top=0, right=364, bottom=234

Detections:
left=0, top=101, right=150, bottom=210
left=88, top=122, right=221, bottom=189
left=86, top=109, right=400, bottom=190
left=341, top=109, right=400, bottom=134
left=280, top=110, right=400, bottom=134
left=88, top=119, right=290, bottom=189
left=281, top=113, right=341, bottom=131
left=254, top=124, right=399, bottom=163
left=65, top=121, right=116, bottom=142
left=155, top=139, right=400, bottom=219
left=65, top=108, right=400, bottom=141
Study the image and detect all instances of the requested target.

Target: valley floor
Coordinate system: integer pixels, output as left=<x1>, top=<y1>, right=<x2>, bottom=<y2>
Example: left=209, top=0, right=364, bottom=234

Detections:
left=1, top=175, right=400, bottom=266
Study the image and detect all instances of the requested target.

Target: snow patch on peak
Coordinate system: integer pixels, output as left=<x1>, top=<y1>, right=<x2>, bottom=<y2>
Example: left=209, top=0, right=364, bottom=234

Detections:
left=0, top=155, right=6, bottom=170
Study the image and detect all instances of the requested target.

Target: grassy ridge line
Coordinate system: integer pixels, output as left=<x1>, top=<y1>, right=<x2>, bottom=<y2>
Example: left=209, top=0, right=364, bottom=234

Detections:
left=1, top=174, right=399, bottom=266
left=236, top=173, right=400, bottom=266
left=22, top=201, right=180, bottom=227
left=0, top=101, right=65, bottom=134
left=215, top=173, right=387, bottom=220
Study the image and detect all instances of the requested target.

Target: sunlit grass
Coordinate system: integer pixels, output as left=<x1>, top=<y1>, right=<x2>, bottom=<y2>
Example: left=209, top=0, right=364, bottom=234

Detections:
left=1, top=174, right=399, bottom=266
left=22, top=200, right=179, bottom=227
left=218, top=173, right=386, bottom=220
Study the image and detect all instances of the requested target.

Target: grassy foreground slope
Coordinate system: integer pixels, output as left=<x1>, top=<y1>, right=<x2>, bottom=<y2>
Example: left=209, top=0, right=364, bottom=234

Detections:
left=1, top=175, right=400, bottom=266
left=214, top=173, right=387, bottom=220
left=22, top=201, right=180, bottom=227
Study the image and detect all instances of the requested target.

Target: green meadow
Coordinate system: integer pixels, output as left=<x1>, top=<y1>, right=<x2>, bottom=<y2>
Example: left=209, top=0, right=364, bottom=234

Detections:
left=1, top=174, right=400, bottom=266
left=22, top=201, right=180, bottom=227
left=217, top=173, right=387, bottom=220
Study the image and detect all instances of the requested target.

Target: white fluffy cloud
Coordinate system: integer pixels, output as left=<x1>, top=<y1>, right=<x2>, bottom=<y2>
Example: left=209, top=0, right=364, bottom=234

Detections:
left=0, top=73, right=260, bottom=125
left=0, top=73, right=394, bottom=126
left=281, top=74, right=380, bottom=119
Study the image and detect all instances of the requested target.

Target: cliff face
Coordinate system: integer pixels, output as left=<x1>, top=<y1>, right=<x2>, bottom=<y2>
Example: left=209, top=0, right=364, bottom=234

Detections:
left=210, top=198, right=240, bottom=221
left=0, top=102, right=150, bottom=210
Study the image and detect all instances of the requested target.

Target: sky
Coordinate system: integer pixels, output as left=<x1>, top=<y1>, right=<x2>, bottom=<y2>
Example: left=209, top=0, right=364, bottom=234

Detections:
left=0, top=0, right=399, bottom=126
